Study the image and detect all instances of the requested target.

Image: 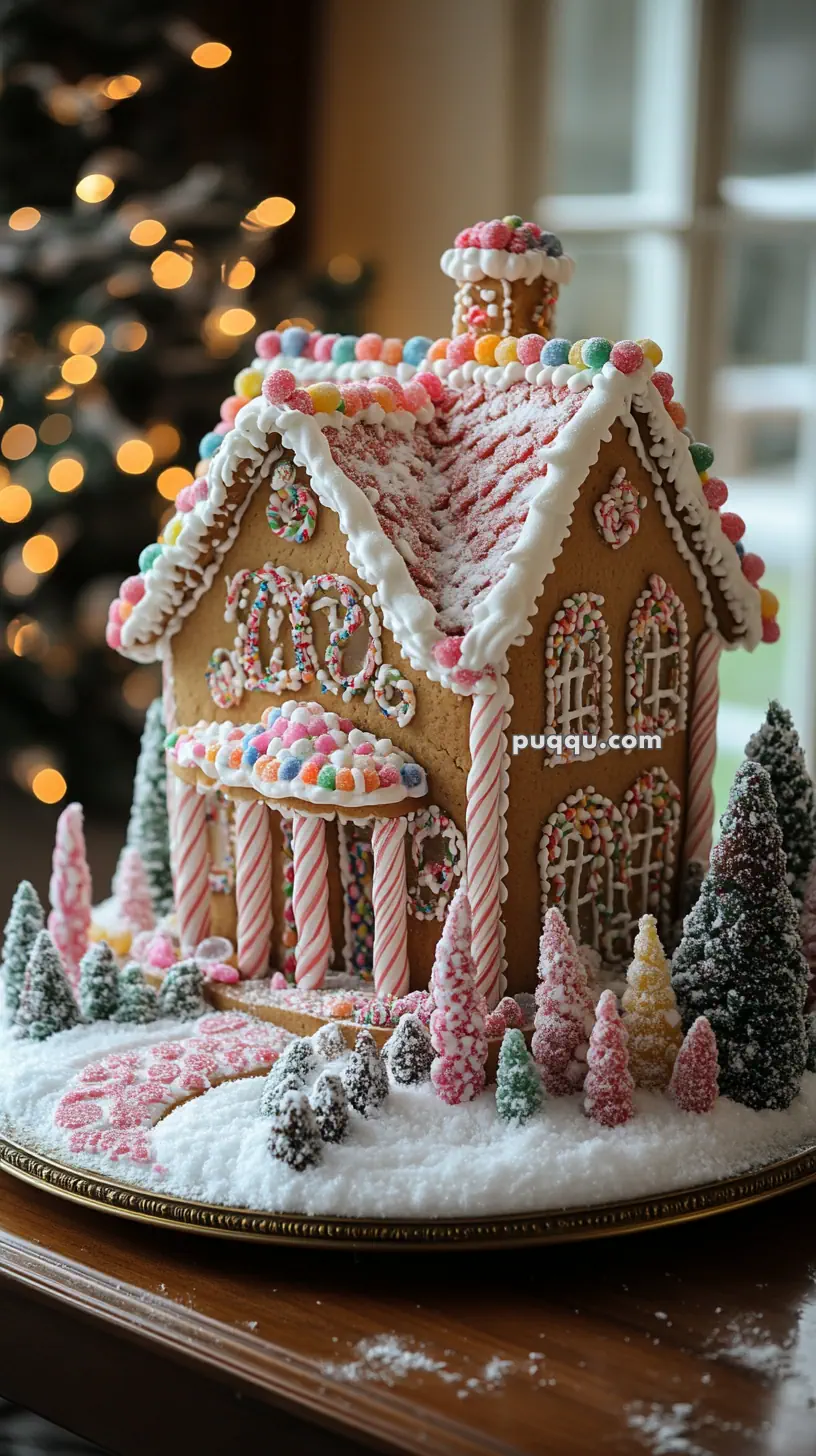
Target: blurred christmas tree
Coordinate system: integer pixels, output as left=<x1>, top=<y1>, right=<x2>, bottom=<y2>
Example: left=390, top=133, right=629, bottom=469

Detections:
left=0, top=0, right=339, bottom=818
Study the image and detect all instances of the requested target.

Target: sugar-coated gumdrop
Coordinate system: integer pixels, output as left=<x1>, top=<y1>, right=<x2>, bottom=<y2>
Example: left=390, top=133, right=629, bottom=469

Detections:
left=452, top=666, right=482, bottom=688
left=355, top=333, right=382, bottom=361
left=270, top=971, right=288, bottom=990
left=759, top=587, right=779, bottom=617
left=332, top=335, right=358, bottom=365
left=538, top=231, right=562, bottom=256
left=105, top=621, right=121, bottom=649
left=403, top=335, right=432, bottom=366
left=164, top=518, right=182, bottom=546
left=288, top=389, right=315, bottom=415
left=339, top=383, right=366, bottom=416
left=428, top=338, right=450, bottom=362
left=433, top=636, right=463, bottom=669
left=581, top=337, right=612, bottom=369
left=741, top=551, right=765, bottom=584
left=474, top=333, right=501, bottom=365
left=762, top=618, right=781, bottom=644
left=120, top=575, right=145, bottom=604
left=479, top=220, right=512, bottom=249
left=234, top=367, right=263, bottom=399
left=381, top=338, right=402, bottom=365
left=199, top=431, right=221, bottom=459
left=414, top=371, right=443, bottom=402
left=689, top=441, right=714, bottom=474
left=371, top=376, right=404, bottom=409
left=503, top=214, right=523, bottom=229
left=703, top=476, right=728, bottom=510
left=194, top=478, right=208, bottom=501
left=466, top=306, right=488, bottom=329
left=214, top=421, right=229, bottom=436
left=540, top=337, right=570, bottom=366
left=109, top=599, right=122, bottom=625
left=447, top=335, right=475, bottom=367
left=369, top=383, right=395, bottom=412
left=262, top=370, right=296, bottom=404
left=636, top=338, right=663, bottom=366
left=148, top=934, right=176, bottom=970
left=220, top=395, right=243, bottom=423
left=666, top=401, right=687, bottom=428
left=403, top=380, right=429, bottom=412
left=720, top=511, right=745, bottom=544
left=609, top=340, right=644, bottom=375
left=313, top=333, right=338, bottom=362
left=494, top=337, right=518, bottom=365
left=194, top=459, right=209, bottom=478
left=280, top=326, right=310, bottom=358
left=307, top=381, right=342, bottom=414
left=255, top=331, right=281, bottom=360
left=138, top=542, right=162, bottom=572
left=650, top=370, right=674, bottom=403
left=567, top=339, right=587, bottom=367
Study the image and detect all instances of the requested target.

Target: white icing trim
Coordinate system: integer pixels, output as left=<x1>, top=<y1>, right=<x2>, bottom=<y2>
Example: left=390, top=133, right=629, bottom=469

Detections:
left=440, top=246, right=575, bottom=286
left=543, top=592, right=612, bottom=766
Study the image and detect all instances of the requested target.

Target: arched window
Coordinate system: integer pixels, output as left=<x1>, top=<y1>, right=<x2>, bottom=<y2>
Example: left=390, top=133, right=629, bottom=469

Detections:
left=625, top=575, right=689, bottom=737
left=544, top=593, right=612, bottom=764
left=539, top=789, right=623, bottom=950
left=604, top=769, right=682, bottom=961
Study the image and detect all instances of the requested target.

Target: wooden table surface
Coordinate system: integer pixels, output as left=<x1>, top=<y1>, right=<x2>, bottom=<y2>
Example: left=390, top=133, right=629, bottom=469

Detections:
left=0, top=1173, right=814, bottom=1456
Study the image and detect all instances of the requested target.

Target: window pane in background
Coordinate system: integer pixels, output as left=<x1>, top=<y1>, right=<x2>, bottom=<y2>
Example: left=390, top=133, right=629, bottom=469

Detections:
left=545, top=0, right=637, bottom=195
left=724, top=237, right=812, bottom=364
left=555, top=236, right=631, bottom=342
left=728, top=0, right=816, bottom=177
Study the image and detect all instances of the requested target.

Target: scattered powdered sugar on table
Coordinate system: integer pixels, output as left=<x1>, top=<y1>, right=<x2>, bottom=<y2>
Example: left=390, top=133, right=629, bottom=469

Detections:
left=627, top=1401, right=763, bottom=1455
left=321, top=1335, right=518, bottom=1395
left=704, top=1313, right=792, bottom=1379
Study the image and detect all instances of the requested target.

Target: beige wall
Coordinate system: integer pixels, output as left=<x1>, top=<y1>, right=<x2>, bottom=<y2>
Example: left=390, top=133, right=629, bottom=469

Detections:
left=311, top=0, right=531, bottom=338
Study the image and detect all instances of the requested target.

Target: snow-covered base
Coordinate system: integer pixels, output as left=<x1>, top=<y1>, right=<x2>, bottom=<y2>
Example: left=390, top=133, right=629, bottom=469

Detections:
left=1, top=1018, right=815, bottom=1221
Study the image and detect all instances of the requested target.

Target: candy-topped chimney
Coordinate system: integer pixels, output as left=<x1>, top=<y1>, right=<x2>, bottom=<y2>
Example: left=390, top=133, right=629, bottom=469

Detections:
left=440, top=216, right=574, bottom=341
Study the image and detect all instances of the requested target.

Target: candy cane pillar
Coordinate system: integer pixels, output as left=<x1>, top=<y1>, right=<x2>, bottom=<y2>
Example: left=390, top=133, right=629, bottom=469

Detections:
left=173, top=782, right=211, bottom=951
left=371, top=816, right=410, bottom=1000
left=466, top=682, right=510, bottom=1008
left=234, top=800, right=273, bottom=979
left=683, top=631, right=721, bottom=868
left=291, top=810, right=332, bottom=987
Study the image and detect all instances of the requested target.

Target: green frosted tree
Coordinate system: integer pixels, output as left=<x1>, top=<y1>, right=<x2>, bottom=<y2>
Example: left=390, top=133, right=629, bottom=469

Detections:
left=158, top=960, right=206, bottom=1019
left=672, top=760, right=808, bottom=1110
left=2, top=880, right=44, bottom=1020
left=78, top=942, right=120, bottom=1021
left=15, top=930, right=78, bottom=1041
left=119, top=698, right=173, bottom=918
left=495, top=1029, right=542, bottom=1125
left=115, top=964, right=158, bottom=1025
left=745, top=701, right=816, bottom=906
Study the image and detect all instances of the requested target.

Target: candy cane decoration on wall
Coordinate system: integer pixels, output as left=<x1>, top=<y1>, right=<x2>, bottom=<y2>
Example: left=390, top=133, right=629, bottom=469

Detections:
left=371, top=816, right=410, bottom=1000
left=234, top=800, right=273, bottom=979
left=173, top=782, right=211, bottom=951
left=291, top=810, right=332, bottom=987
left=466, top=680, right=511, bottom=1008
left=683, top=630, right=722, bottom=869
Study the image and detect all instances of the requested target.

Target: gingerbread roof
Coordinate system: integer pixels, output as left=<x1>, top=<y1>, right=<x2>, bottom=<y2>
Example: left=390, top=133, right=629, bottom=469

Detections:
left=112, top=349, right=763, bottom=687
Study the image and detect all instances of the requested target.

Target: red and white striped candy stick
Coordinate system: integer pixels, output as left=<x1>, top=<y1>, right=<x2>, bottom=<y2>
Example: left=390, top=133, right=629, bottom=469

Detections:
left=371, top=816, right=409, bottom=999
left=684, top=630, right=721, bottom=868
left=466, top=682, right=510, bottom=1008
left=173, top=781, right=211, bottom=951
left=234, top=800, right=273, bottom=979
left=291, top=810, right=332, bottom=987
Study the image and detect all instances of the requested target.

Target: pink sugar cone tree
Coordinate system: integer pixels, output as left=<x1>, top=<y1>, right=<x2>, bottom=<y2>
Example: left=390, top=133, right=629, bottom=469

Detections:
left=584, top=990, right=634, bottom=1128
left=47, top=802, right=92, bottom=987
left=430, top=887, right=488, bottom=1104
left=531, top=908, right=595, bottom=1095
left=115, top=846, right=155, bottom=935
left=669, top=1016, right=719, bottom=1114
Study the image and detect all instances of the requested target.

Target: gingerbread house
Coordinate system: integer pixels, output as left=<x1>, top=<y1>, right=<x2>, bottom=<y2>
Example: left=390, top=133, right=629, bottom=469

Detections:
left=110, top=216, right=775, bottom=1011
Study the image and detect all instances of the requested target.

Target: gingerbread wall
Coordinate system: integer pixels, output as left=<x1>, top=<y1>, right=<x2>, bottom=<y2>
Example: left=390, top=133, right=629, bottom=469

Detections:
left=169, top=450, right=472, bottom=987
left=502, top=418, right=709, bottom=995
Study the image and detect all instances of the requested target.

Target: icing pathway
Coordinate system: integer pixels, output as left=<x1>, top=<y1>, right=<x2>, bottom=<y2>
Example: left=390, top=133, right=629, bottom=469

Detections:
left=53, top=1013, right=292, bottom=1166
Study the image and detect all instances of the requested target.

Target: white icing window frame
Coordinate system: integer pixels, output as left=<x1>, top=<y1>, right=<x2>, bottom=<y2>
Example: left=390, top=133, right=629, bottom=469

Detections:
left=624, top=575, right=689, bottom=739
left=603, top=768, right=682, bottom=961
left=544, top=592, right=612, bottom=765
left=538, top=788, right=623, bottom=952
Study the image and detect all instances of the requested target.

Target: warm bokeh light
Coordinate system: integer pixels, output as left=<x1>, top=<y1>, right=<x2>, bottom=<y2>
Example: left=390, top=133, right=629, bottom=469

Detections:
left=39, top=413, right=72, bottom=444
left=61, top=356, right=97, bottom=384
left=48, top=457, right=84, bottom=493
left=44, top=384, right=73, bottom=402
left=2, top=424, right=37, bottom=460
left=151, top=251, right=193, bottom=289
left=146, top=423, right=180, bottom=460
left=47, top=86, right=83, bottom=126
left=225, top=257, right=255, bottom=289
left=129, top=218, right=166, bottom=247
left=116, top=439, right=153, bottom=474
left=22, top=534, right=59, bottom=574
left=111, top=320, right=148, bottom=351
left=9, top=207, right=41, bottom=232
left=31, top=767, right=67, bottom=805
left=191, top=41, right=231, bottom=68
left=68, top=323, right=105, bottom=355
left=104, top=74, right=141, bottom=100
left=3, top=559, right=37, bottom=596
left=253, top=196, right=296, bottom=228
left=275, top=317, right=315, bottom=333
left=10, top=619, right=46, bottom=659
left=107, top=271, right=140, bottom=298
left=156, top=465, right=193, bottom=501
left=0, top=485, right=32, bottom=523
left=218, top=307, right=256, bottom=337
left=328, top=253, right=363, bottom=284
left=75, top=174, right=115, bottom=204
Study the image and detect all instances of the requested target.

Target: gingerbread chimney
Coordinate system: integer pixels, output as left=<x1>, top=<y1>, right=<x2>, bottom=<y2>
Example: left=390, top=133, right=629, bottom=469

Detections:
left=440, top=216, right=574, bottom=341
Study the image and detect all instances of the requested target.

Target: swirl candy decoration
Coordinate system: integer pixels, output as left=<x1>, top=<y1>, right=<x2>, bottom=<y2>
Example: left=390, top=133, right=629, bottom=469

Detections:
left=465, top=682, right=510, bottom=1008
left=173, top=782, right=211, bottom=951
left=291, top=810, right=332, bottom=988
left=266, top=457, right=318, bottom=544
left=371, top=816, right=410, bottom=999
left=234, top=800, right=273, bottom=979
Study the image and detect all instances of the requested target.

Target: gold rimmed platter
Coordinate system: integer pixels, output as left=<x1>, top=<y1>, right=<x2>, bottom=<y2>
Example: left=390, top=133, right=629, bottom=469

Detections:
left=1, top=1132, right=815, bottom=1250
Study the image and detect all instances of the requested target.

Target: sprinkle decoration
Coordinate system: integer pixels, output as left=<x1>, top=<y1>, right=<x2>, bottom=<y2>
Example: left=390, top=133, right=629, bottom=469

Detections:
left=594, top=469, right=645, bottom=549
left=265, top=457, right=318, bottom=544
left=408, top=805, right=466, bottom=921
left=544, top=591, right=611, bottom=763
left=540, top=789, right=622, bottom=951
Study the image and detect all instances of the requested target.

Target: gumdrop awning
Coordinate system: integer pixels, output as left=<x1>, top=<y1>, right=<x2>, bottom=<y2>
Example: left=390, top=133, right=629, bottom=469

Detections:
left=166, top=700, right=428, bottom=814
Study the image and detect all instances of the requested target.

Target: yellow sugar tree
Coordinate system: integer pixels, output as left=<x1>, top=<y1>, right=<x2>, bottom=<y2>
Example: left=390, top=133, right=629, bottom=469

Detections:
left=622, top=914, right=683, bottom=1090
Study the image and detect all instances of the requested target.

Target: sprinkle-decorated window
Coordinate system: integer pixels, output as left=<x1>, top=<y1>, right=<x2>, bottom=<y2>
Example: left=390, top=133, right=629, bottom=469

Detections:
left=539, top=789, right=623, bottom=950
left=407, top=805, right=466, bottom=922
left=205, top=791, right=234, bottom=895
left=544, top=592, right=611, bottom=763
left=625, top=575, right=689, bottom=737
left=604, top=769, right=682, bottom=961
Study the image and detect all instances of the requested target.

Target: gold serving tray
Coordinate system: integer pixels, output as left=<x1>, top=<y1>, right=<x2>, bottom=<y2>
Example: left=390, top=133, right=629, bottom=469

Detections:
left=1, top=1132, right=815, bottom=1250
